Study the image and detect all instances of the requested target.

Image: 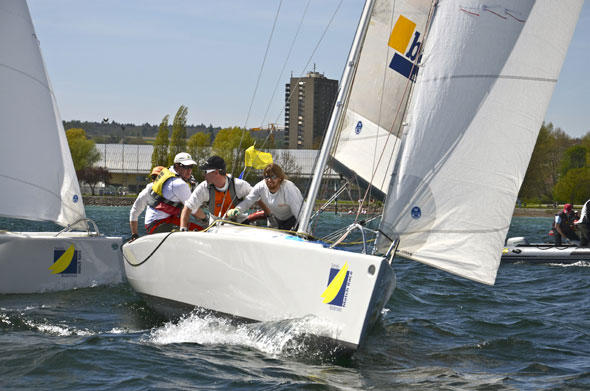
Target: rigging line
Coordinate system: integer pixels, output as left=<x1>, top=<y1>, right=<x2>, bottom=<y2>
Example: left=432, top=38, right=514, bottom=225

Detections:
left=298, top=0, right=344, bottom=78
left=273, top=0, right=345, bottom=127
left=291, top=1, right=345, bottom=216
left=258, top=0, right=312, bottom=131
left=347, top=0, right=405, bottom=224
left=232, top=0, right=284, bottom=178
left=293, top=0, right=349, bottom=233
left=124, top=232, right=174, bottom=267
left=421, top=74, right=557, bottom=83
left=367, top=0, right=399, bottom=208
left=242, top=0, right=312, bottom=183
left=358, top=1, right=435, bottom=212
left=0, top=173, right=85, bottom=220
left=241, top=0, right=283, bottom=131
left=0, top=63, right=51, bottom=92
left=366, top=0, right=437, bottom=200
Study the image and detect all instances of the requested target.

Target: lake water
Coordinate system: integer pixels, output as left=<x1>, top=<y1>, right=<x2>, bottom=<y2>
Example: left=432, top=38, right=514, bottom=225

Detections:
left=1, top=207, right=589, bottom=390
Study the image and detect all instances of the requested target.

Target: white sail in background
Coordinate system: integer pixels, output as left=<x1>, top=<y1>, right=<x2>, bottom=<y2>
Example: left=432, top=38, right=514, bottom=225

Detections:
left=0, top=0, right=86, bottom=228
left=377, top=0, right=583, bottom=285
left=331, top=0, right=432, bottom=195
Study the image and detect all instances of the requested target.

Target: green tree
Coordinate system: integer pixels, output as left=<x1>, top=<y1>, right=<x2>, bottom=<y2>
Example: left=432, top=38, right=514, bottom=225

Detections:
left=168, top=105, right=188, bottom=166
left=151, top=115, right=170, bottom=167
left=212, top=127, right=256, bottom=175
left=553, top=167, right=590, bottom=204
left=187, top=132, right=211, bottom=181
left=579, top=131, right=590, bottom=164
left=66, top=128, right=100, bottom=171
left=560, top=145, right=587, bottom=176
left=77, top=167, right=111, bottom=195
left=519, top=122, right=575, bottom=202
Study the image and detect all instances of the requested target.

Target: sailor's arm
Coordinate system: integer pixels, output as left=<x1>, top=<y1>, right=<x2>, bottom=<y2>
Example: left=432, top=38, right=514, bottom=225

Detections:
left=180, top=206, right=192, bottom=230
left=193, top=207, right=206, bottom=220
left=129, top=186, right=151, bottom=239
left=180, top=184, right=206, bottom=230
left=256, top=200, right=271, bottom=216
left=555, top=218, right=565, bottom=237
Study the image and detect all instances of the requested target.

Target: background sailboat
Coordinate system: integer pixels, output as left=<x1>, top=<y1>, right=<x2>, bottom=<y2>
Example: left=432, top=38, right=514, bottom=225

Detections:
left=0, top=0, right=123, bottom=294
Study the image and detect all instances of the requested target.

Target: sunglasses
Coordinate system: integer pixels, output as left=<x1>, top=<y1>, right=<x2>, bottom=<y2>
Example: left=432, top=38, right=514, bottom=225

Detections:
left=264, top=174, right=278, bottom=180
left=150, top=175, right=158, bottom=180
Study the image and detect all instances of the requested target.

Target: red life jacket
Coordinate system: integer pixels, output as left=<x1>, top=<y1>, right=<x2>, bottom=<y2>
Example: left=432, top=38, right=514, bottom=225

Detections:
left=147, top=168, right=185, bottom=216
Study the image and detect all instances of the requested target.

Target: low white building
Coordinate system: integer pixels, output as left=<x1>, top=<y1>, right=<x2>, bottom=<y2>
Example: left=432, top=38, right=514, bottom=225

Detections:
left=89, top=144, right=338, bottom=194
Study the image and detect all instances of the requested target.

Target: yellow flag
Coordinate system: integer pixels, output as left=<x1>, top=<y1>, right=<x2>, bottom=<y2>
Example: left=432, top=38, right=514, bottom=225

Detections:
left=245, top=146, right=273, bottom=169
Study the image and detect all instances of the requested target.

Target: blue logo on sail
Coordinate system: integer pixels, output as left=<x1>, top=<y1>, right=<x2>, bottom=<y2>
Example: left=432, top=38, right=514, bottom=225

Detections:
left=411, top=206, right=421, bottom=219
left=73, top=194, right=78, bottom=203
left=355, top=121, right=363, bottom=134
left=388, top=15, right=422, bottom=81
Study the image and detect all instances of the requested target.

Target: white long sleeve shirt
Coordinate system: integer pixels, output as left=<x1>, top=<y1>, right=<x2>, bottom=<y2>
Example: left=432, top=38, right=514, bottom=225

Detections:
left=129, top=183, right=152, bottom=223
left=236, top=179, right=304, bottom=222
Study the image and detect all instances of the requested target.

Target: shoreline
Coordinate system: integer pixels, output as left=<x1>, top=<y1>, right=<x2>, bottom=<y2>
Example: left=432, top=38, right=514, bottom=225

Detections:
left=84, top=196, right=558, bottom=217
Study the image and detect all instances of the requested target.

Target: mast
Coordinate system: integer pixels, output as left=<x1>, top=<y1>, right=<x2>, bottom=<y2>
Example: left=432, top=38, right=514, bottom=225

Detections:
left=298, top=0, right=376, bottom=234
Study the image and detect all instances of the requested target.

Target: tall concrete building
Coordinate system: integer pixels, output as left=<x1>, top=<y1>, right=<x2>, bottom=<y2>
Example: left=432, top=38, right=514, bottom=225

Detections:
left=284, top=71, right=338, bottom=149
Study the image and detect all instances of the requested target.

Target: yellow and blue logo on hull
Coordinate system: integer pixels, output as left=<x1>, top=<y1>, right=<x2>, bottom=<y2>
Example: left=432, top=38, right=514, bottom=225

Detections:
left=321, top=262, right=351, bottom=307
left=388, top=15, right=422, bottom=81
left=50, top=244, right=80, bottom=275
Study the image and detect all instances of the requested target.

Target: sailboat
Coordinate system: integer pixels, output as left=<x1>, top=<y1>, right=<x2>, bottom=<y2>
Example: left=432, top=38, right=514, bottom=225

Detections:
left=0, top=0, right=123, bottom=294
left=122, top=0, right=582, bottom=351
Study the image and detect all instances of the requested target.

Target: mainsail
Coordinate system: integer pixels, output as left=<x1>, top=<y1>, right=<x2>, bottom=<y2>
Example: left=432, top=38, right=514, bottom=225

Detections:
left=331, top=0, right=432, bottom=195
left=0, top=0, right=86, bottom=228
left=377, top=0, right=583, bottom=284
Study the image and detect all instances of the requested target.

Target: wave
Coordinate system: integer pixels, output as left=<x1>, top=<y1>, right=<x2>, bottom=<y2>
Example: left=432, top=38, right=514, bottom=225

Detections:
left=145, top=309, right=352, bottom=362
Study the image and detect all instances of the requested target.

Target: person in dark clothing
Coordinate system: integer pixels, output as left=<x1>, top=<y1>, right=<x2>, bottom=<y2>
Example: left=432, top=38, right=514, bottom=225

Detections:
left=575, top=199, right=590, bottom=246
left=553, top=203, right=579, bottom=245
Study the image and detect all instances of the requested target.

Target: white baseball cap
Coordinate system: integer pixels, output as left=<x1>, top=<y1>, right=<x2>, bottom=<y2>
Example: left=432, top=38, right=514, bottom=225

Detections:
left=174, top=152, right=197, bottom=166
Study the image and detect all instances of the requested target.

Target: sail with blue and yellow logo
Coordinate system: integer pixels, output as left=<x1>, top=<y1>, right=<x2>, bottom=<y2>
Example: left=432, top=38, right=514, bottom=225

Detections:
left=330, top=0, right=432, bottom=197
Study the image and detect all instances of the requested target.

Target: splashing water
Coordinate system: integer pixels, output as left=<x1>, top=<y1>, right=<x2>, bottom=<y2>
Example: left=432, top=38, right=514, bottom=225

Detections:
left=146, top=309, right=348, bottom=360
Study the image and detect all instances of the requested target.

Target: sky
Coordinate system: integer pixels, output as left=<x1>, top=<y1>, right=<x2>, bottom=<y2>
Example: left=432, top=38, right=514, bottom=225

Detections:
left=27, top=0, right=589, bottom=137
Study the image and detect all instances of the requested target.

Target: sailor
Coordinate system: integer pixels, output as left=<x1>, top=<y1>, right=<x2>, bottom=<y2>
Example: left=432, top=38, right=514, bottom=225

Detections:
left=179, top=156, right=255, bottom=230
left=144, top=152, right=206, bottom=234
left=552, top=203, right=579, bottom=245
left=128, top=165, right=165, bottom=241
left=575, top=199, right=590, bottom=246
left=226, top=163, right=305, bottom=230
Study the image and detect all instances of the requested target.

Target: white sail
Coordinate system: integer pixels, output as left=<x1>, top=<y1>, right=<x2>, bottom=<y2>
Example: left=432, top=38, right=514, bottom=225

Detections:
left=0, top=0, right=86, bottom=228
left=331, top=0, right=432, bottom=195
left=377, top=0, right=583, bottom=285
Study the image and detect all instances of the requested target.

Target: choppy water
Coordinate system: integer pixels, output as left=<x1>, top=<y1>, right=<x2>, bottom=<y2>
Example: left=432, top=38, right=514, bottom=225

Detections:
left=1, top=207, right=589, bottom=390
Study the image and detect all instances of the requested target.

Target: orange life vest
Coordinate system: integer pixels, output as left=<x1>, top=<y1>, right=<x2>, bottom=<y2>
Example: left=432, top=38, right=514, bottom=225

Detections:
left=207, top=176, right=242, bottom=217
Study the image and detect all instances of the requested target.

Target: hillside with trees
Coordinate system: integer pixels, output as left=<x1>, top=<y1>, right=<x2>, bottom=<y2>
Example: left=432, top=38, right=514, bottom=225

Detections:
left=63, top=119, right=220, bottom=144
left=63, top=104, right=587, bottom=204
left=519, top=122, right=590, bottom=205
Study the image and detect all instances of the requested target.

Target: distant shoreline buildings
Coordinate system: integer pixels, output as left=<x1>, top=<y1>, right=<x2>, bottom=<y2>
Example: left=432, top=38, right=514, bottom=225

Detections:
left=90, top=144, right=338, bottom=194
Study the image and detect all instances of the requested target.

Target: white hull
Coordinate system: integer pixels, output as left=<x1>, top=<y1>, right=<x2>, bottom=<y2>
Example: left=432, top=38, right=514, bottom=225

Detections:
left=502, top=242, right=590, bottom=264
left=122, top=224, right=395, bottom=350
left=0, top=231, right=123, bottom=294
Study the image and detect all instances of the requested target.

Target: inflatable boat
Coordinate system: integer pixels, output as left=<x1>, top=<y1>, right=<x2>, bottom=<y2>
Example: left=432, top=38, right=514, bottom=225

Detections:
left=502, top=237, right=590, bottom=264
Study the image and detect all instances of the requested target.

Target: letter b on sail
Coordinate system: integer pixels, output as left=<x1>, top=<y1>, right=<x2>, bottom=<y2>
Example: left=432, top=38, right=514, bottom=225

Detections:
left=388, top=15, right=422, bottom=81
